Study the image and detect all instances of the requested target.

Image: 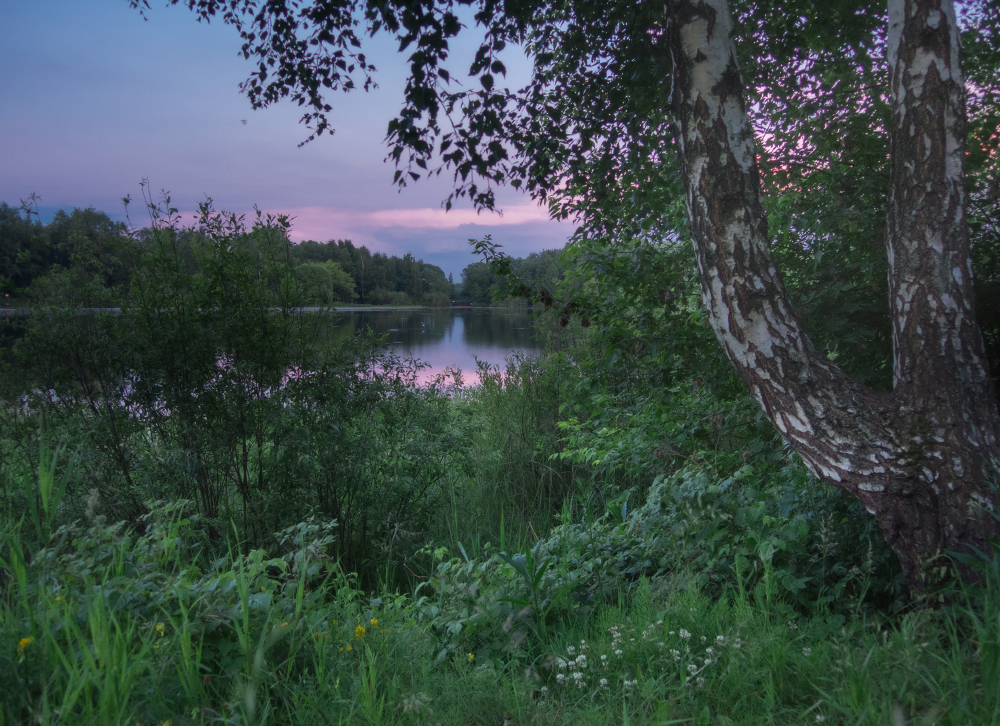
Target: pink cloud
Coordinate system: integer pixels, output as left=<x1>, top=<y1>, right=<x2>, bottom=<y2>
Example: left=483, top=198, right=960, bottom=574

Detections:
left=271, top=203, right=554, bottom=242
left=168, top=202, right=572, bottom=271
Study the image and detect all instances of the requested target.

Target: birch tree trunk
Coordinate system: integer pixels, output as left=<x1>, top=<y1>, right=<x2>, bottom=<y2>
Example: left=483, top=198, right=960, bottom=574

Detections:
left=664, top=0, right=1000, bottom=590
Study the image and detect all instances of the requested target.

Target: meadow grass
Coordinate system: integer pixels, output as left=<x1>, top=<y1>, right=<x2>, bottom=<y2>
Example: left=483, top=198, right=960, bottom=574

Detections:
left=2, top=500, right=998, bottom=725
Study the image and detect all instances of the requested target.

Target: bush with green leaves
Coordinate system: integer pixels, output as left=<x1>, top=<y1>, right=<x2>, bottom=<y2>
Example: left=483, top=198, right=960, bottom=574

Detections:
left=0, top=200, right=471, bottom=584
left=524, top=459, right=904, bottom=619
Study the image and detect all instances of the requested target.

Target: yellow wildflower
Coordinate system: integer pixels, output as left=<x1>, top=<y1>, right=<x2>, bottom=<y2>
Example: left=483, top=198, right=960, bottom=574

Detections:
left=155, top=623, right=164, bottom=636
left=467, top=652, right=474, bottom=662
left=18, top=637, right=34, bottom=650
left=355, top=625, right=366, bottom=638
left=281, top=622, right=289, bottom=629
left=370, top=618, right=378, bottom=627
left=339, top=646, right=344, bottom=652
left=55, top=595, right=61, bottom=602
left=347, top=645, right=352, bottom=651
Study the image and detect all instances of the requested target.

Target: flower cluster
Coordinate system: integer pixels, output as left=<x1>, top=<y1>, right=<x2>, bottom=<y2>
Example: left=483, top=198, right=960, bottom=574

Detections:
left=554, top=640, right=591, bottom=689
left=538, top=617, right=743, bottom=710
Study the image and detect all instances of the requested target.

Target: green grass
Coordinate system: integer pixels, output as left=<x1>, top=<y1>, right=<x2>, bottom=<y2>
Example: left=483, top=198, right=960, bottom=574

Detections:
left=2, top=500, right=998, bottom=725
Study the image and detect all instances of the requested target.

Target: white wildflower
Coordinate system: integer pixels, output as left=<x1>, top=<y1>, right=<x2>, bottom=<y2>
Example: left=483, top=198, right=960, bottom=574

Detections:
left=679, top=629, right=691, bottom=640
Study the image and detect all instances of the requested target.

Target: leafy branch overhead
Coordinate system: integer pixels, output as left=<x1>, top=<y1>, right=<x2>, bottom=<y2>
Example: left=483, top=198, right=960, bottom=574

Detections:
left=129, top=1, right=998, bottom=231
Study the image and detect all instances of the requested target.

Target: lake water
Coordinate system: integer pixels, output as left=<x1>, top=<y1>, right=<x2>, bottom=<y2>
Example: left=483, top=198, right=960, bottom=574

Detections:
left=330, top=307, right=540, bottom=385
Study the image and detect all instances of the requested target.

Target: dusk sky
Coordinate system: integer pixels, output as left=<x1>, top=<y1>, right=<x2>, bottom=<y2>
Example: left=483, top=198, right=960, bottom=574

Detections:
left=1, top=0, right=575, bottom=277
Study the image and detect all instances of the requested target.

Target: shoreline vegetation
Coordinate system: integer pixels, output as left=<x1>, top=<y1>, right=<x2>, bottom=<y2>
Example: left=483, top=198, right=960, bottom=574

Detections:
left=0, top=203, right=561, bottom=310
left=1, top=202, right=999, bottom=725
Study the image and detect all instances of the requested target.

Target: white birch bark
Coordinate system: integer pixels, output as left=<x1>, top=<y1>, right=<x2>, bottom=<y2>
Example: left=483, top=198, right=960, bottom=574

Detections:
left=664, top=0, right=1000, bottom=588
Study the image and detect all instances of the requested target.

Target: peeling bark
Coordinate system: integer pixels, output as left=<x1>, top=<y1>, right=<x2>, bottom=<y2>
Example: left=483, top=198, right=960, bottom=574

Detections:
left=664, top=0, right=1000, bottom=589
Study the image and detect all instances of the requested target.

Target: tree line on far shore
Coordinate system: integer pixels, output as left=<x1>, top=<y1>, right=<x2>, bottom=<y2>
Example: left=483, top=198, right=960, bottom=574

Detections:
left=0, top=202, right=564, bottom=307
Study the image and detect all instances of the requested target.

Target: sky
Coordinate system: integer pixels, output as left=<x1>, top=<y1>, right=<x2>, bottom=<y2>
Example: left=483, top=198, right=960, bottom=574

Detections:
left=1, top=0, right=575, bottom=278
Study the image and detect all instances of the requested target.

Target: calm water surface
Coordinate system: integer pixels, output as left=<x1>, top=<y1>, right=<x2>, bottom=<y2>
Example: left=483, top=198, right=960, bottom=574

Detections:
left=330, top=307, right=539, bottom=384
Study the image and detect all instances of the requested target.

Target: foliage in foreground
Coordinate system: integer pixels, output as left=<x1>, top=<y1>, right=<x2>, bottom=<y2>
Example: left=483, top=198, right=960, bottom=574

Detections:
left=1, top=498, right=999, bottom=725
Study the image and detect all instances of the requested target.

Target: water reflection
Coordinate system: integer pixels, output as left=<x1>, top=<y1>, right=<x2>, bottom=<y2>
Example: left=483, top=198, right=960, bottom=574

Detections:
left=329, top=308, right=538, bottom=384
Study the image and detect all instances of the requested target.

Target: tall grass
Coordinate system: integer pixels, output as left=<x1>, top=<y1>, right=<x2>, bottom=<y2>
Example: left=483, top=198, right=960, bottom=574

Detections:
left=447, top=354, right=574, bottom=556
left=3, top=498, right=999, bottom=725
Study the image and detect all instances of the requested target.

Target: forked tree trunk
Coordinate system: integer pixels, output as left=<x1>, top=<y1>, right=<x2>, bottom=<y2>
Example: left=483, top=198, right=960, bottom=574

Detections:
left=664, top=0, right=1000, bottom=590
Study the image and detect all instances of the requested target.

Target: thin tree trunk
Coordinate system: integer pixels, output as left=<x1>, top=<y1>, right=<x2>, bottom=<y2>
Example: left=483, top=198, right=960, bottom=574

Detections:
left=664, top=0, right=1000, bottom=589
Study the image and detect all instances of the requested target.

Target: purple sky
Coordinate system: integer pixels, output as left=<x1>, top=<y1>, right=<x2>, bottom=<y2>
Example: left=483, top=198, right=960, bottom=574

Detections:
left=1, top=0, right=574, bottom=277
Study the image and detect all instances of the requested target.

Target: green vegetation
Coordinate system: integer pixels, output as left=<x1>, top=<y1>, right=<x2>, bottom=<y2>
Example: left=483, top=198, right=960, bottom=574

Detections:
left=458, top=249, right=564, bottom=306
left=0, top=201, right=454, bottom=309
left=5, top=0, right=1000, bottom=721
left=288, top=240, right=452, bottom=307
left=1, top=194, right=999, bottom=724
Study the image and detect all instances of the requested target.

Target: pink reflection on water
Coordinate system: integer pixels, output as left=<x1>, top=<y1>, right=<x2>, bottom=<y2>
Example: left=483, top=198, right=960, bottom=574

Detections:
left=403, top=346, right=532, bottom=387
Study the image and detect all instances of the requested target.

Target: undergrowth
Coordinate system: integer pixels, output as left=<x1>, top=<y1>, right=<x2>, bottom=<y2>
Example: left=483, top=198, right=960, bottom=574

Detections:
left=0, top=215, right=996, bottom=724
left=1, top=497, right=997, bottom=725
